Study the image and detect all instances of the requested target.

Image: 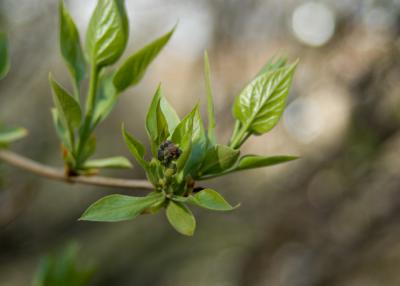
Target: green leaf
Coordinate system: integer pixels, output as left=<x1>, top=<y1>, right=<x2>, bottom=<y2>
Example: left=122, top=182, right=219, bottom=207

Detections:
left=85, top=0, right=128, bottom=67
left=184, top=107, right=208, bottom=176
left=51, top=108, right=71, bottom=150
left=32, top=243, right=94, bottom=286
left=146, top=86, right=162, bottom=143
left=0, top=32, right=10, bottom=80
left=49, top=74, right=82, bottom=130
left=146, top=159, right=162, bottom=186
left=146, top=86, right=169, bottom=154
left=233, top=61, right=297, bottom=135
left=122, top=125, right=148, bottom=169
left=160, top=96, right=180, bottom=134
left=83, top=156, right=132, bottom=169
left=156, top=100, right=169, bottom=145
left=79, top=135, right=96, bottom=163
left=176, top=133, right=192, bottom=174
left=0, top=127, right=27, bottom=145
left=237, top=155, right=298, bottom=171
left=171, top=106, right=195, bottom=144
left=171, top=107, right=198, bottom=172
left=80, top=192, right=164, bottom=222
left=92, top=72, right=118, bottom=126
left=59, top=1, right=86, bottom=85
left=257, top=55, right=288, bottom=76
left=198, top=144, right=239, bottom=177
left=166, top=200, right=196, bottom=236
left=188, top=188, right=237, bottom=211
left=204, top=51, right=216, bottom=144
left=113, top=26, right=175, bottom=92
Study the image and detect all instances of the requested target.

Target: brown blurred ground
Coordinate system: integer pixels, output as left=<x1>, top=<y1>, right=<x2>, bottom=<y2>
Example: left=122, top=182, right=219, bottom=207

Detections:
left=1, top=0, right=400, bottom=285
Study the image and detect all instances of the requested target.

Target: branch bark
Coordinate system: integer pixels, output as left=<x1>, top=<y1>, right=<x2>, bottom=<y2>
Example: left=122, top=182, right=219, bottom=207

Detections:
left=0, top=150, right=153, bottom=190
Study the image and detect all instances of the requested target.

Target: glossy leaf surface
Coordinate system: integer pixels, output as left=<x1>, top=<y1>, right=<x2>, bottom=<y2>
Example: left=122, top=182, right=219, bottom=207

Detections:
left=86, top=0, right=128, bottom=67
left=198, top=144, right=239, bottom=177
left=59, top=1, right=86, bottom=85
left=0, top=127, right=27, bottom=145
left=80, top=192, right=164, bottom=222
left=188, top=188, right=236, bottom=211
left=237, top=155, right=298, bottom=171
left=233, top=62, right=297, bottom=135
left=113, top=26, right=175, bottom=92
left=166, top=201, right=196, bottom=236
left=49, top=74, right=82, bottom=129
left=83, top=156, right=132, bottom=169
left=122, top=125, right=148, bottom=169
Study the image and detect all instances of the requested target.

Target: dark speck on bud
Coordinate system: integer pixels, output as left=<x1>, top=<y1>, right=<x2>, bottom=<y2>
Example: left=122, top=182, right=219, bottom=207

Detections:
left=157, top=140, right=182, bottom=166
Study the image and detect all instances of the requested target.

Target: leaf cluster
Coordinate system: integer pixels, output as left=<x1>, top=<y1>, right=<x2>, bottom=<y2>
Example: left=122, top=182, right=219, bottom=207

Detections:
left=81, top=52, right=298, bottom=236
left=51, top=0, right=174, bottom=174
left=0, top=0, right=299, bottom=236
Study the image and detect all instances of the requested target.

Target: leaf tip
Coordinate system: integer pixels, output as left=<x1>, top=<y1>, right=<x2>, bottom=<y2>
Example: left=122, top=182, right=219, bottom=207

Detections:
left=172, top=21, right=179, bottom=33
left=173, top=20, right=180, bottom=31
left=233, top=202, right=241, bottom=209
left=291, top=58, right=300, bottom=69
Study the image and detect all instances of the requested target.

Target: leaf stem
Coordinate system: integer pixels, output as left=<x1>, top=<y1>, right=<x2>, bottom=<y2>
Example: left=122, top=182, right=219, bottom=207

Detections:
left=238, top=132, right=251, bottom=147
left=76, top=64, right=99, bottom=167
left=71, top=78, right=80, bottom=102
left=229, top=121, right=240, bottom=146
left=229, top=123, right=250, bottom=149
left=86, top=64, right=99, bottom=117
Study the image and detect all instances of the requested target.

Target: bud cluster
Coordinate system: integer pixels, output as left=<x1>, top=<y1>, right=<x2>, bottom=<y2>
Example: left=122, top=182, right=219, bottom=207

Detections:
left=157, top=140, right=182, bottom=168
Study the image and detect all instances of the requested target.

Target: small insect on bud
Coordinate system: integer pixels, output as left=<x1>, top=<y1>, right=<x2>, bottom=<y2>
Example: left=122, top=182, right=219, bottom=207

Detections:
left=157, top=140, right=182, bottom=166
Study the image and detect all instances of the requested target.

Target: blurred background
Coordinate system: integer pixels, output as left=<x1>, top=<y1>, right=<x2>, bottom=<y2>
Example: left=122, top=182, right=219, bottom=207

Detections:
left=1, top=0, right=400, bottom=285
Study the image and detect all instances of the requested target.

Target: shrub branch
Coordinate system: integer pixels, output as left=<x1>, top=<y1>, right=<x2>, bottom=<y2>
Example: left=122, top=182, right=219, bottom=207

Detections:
left=0, top=150, right=153, bottom=190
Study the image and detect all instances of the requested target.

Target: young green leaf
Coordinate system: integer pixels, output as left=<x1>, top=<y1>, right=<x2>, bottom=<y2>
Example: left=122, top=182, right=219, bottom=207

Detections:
left=166, top=200, right=196, bottom=236
left=0, top=32, right=10, bottom=80
left=122, top=125, right=148, bottom=169
left=257, top=55, right=288, bottom=76
left=237, top=155, right=298, bottom=171
left=85, top=0, right=128, bottom=67
left=80, top=192, right=164, bottom=222
left=146, top=86, right=169, bottom=154
left=176, top=134, right=192, bottom=174
left=197, top=144, right=239, bottom=177
left=171, top=106, right=198, bottom=172
left=51, top=108, right=72, bottom=150
left=0, top=127, right=27, bottom=145
left=171, top=106, right=195, bottom=144
left=146, top=159, right=162, bottom=187
left=188, top=188, right=237, bottom=211
left=79, top=135, right=96, bottom=164
left=49, top=74, right=82, bottom=130
left=233, top=61, right=297, bottom=135
left=59, top=1, right=86, bottom=86
left=83, top=156, right=132, bottom=169
left=92, top=73, right=118, bottom=126
left=113, top=26, right=175, bottom=92
left=146, top=86, right=162, bottom=143
left=156, top=101, right=169, bottom=145
left=160, top=96, right=180, bottom=134
left=204, top=51, right=216, bottom=144
left=183, top=107, right=208, bottom=176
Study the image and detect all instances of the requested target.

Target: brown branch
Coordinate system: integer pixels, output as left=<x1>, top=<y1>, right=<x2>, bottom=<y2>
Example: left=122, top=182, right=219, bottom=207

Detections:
left=0, top=150, right=153, bottom=190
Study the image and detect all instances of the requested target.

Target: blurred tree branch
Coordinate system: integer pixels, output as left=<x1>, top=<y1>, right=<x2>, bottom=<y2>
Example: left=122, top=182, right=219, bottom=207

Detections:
left=0, top=150, right=153, bottom=190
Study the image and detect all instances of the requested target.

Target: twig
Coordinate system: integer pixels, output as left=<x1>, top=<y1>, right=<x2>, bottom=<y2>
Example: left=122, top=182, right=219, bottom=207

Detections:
left=0, top=150, right=153, bottom=190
